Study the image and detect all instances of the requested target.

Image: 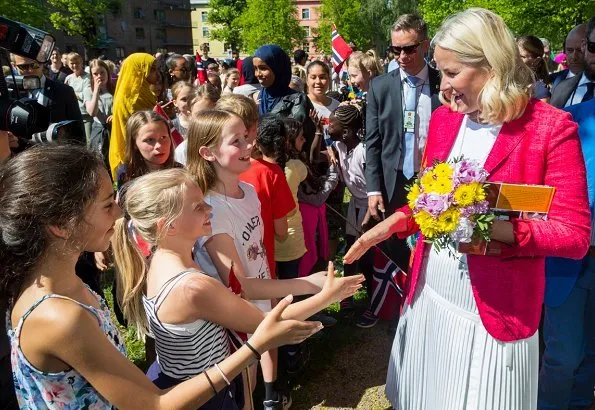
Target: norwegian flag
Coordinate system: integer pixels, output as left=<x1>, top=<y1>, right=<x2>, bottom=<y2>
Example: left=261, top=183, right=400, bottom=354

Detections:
left=331, top=24, right=352, bottom=74
left=195, top=51, right=207, bottom=84
left=153, top=104, right=184, bottom=147
left=227, top=263, right=248, bottom=351
left=370, top=248, right=407, bottom=320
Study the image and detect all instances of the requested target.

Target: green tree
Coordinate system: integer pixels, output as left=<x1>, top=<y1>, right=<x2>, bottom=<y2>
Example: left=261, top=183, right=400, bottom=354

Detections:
left=46, top=0, right=117, bottom=51
left=0, top=0, right=50, bottom=31
left=313, top=0, right=416, bottom=54
left=239, top=0, right=305, bottom=53
left=419, top=0, right=593, bottom=49
left=207, top=0, right=247, bottom=52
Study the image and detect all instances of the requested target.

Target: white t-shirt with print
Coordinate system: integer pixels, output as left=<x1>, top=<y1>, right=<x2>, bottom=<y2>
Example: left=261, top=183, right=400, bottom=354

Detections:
left=194, top=182, right=272, bottom=311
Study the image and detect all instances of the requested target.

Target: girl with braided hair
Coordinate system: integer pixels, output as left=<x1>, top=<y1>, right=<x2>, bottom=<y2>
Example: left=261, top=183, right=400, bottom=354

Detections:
left=328, top=104, right=377, bottom=328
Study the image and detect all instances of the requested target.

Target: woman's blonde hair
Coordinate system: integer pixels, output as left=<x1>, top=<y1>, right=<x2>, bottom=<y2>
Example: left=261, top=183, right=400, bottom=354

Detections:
left=68, top=52, right=83, bottom=63
left=432, top=8, right=533, bottom=124
left=225, top=68, right=240, bottom=86
left=186, top=109, right=242, bottom=194
left=347, top=50, right=383, bottom=78
left=112, top=168, right=197, bottom=337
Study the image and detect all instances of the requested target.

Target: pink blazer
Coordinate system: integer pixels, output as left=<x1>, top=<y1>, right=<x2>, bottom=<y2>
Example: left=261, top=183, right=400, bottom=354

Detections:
left=398, top=100, right=591, bottom=342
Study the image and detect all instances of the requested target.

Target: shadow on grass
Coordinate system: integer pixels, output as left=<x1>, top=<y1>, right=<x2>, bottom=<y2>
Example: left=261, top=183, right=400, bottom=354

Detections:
left=288, top=306, right=394, bottom=410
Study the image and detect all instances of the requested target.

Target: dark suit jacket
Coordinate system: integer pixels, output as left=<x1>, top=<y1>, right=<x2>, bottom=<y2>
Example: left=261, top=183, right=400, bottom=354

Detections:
left=42, top=78, right=85, bottom=144
left=365, top=67, right=441, bottom=205
left=550, top=74, right=582, bottom=108
left=550, top=69, right=569, bottom=89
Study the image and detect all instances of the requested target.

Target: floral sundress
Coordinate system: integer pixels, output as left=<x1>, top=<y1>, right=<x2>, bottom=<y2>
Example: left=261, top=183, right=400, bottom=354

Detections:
left=7, top=289, right=126, bottom=409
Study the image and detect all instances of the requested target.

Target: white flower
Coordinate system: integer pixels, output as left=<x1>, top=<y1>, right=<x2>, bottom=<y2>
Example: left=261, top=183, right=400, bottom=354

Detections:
left=450, top=217, right=475, bottom=243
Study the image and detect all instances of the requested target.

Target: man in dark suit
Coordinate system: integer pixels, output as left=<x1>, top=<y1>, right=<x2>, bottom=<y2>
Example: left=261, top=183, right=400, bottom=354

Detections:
left=11, top=53, right=84, bottom=143
left=551, top=19, right=594, bottom=109
left=366, top=14, right=441, bottom=272
left=551, top=24, right=586, bottom=89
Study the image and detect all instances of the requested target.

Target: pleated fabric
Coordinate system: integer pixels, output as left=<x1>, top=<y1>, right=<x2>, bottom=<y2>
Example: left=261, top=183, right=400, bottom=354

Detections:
left=385, top=248, right=538, bottom=410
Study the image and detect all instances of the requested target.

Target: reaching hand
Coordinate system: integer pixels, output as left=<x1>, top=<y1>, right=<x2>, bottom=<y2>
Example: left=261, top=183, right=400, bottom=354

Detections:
left=249, top=294, right=324, bottom=353
left=327, top=146, right=338, bottom=167
left=320, top=261, right=364, bottom=304
left=344, top=219, right=394, bottom=264
left=309, top=109, right=324, bottom=131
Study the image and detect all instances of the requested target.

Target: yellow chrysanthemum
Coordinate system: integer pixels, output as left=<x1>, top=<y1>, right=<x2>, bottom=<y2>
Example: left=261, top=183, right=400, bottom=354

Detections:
left=420, top=171, right=436, bottom=192
left=414, top=210, right=438, bottom=239
left=454, top=183, right=476, bottom=206
left=407, top=184, right=421, bottom=207
left=472, top=182, right=487, bottom=202
left=433, top=163, right=454, bottom=178
left=436, top=208, right=460, bottom=234
left=432, top=175, right=453, bottom=195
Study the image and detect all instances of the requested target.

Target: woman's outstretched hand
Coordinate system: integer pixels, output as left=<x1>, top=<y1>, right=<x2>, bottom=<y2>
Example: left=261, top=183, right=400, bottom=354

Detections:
left=249, top=294, right=324, bottom=353
left=344, top=215, right=402, bottom=264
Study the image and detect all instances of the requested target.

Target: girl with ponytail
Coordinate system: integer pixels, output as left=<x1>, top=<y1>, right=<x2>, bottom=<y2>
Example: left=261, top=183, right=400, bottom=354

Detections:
left=2, top=145, right=322, bottom=409
left=111, top=167, right=364, bottom=408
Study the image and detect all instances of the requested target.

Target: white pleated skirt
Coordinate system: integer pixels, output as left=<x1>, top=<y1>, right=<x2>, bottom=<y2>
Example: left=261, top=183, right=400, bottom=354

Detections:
left=385, top=248, right=538, bottom=410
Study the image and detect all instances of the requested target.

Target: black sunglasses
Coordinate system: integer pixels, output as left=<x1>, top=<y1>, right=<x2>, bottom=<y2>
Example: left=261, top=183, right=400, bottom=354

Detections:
left=16, top=63, right=40, bottom=71
left=587, top=40, right=595, bottom=53
left=389, top=42, right=423, bottom=55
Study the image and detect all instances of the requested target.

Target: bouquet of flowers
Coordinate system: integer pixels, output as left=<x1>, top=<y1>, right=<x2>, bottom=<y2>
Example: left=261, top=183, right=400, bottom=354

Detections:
left=406, top=157, right=495, bottom=252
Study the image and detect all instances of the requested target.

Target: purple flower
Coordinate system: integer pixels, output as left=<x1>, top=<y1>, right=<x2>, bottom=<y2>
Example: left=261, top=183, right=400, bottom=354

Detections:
left=454, top=160, right=489, bottom=185
left=416, top=193, right=452, bottom=217
left=460, top=200, right=490, bottom=217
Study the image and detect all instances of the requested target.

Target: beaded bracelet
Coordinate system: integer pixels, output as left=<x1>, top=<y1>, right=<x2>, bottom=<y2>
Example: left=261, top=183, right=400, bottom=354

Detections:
left=244, top=341, right=261, bottom=360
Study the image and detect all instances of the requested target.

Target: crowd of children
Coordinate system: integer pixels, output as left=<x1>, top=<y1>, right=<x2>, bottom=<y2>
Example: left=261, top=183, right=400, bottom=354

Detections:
left=0, top=43, right=385, bottom=410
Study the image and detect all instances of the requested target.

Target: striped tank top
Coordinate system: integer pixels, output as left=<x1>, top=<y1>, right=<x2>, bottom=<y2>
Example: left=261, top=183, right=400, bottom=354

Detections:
left=142, top=270, right=230, bottom=380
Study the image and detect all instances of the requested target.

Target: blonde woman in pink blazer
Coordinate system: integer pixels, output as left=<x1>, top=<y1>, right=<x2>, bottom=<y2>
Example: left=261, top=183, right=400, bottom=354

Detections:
left=345, top=8, right=591, bottom=410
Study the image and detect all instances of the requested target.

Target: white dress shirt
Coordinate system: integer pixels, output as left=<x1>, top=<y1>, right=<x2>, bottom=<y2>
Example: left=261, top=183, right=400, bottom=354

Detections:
left=565, top=73, right=594, bottom=107
left=28, top=75, right=47, bottom=107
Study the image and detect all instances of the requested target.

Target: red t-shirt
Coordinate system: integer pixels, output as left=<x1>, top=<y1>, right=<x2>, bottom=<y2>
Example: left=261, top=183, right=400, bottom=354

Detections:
left=240, top=159, right=295, bottom=279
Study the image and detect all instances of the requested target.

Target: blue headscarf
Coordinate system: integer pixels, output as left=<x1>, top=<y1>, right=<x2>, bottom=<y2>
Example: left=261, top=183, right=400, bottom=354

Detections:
left=241, top=56, right=259, bottom=85
left=254, top=44, right=294, bottom=116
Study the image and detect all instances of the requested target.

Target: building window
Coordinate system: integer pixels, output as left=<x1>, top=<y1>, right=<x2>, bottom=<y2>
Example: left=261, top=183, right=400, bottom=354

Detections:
left=303, top=42, right=310, bottom=53
left=201, top=11, right=208, bottom=22
left=135, top=27, right=145, bottom=39
left=115, top=47, right=125, bottom=58
left=154, top=9, right=165, bottom=22
left=134, top=7, right=144, bottom=19
left=120, top=20, right=128, bottom=31
left=202, top=27, right=210, bottom=38
left=301, top=8, right=310, bottom=20
left=155, top=28, right=166, bottom=40
left=304, top=26, right=311, bottom=37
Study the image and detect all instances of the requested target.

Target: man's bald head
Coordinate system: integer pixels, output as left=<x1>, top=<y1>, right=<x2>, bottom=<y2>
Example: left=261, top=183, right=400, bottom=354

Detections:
left=565, top=24, right=587, bottom=74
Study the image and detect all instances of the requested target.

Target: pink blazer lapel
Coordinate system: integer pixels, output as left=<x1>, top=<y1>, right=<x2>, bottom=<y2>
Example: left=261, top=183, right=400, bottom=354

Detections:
left=483, top=120, right=527, bottom=175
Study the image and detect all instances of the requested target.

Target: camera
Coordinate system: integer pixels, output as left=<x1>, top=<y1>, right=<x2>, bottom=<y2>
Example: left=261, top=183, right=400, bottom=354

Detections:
left=0, top=17, right=82, bottom=141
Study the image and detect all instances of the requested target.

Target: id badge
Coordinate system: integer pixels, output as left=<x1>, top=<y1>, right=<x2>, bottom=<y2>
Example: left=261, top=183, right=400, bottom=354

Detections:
left=404, top=110, right=416, bottom=132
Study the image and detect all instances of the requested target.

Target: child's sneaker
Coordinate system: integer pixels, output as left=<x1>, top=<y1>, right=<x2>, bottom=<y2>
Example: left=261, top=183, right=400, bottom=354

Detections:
left=356, top=309, right=378, bottom=328
left=286, top=346, right=310, bottom=375
left=263, top=392, right=292, bottom=410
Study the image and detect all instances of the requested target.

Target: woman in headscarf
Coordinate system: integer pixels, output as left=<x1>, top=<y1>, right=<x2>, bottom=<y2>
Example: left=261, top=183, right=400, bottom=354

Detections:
left=253, top=44, right=318, bottom=162
left=232, top=56, right=262, bottom=99
left=109, top=53, right=159, bottom=178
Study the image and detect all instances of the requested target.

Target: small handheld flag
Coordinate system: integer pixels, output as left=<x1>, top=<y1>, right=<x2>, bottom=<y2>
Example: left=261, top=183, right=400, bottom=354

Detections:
left=331, top=24, right=353, bottom=74
left=195, top=51, right=207, bottom=84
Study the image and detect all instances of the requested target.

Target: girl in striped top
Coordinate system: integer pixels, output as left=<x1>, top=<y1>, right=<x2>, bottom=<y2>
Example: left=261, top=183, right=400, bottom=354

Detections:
left=2, top=145, right=322, bottom=410
left=111, top=167, right=364, bottom=409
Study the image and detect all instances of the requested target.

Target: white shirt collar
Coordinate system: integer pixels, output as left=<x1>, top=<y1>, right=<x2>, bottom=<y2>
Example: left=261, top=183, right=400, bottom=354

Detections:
left=38, top=74, right=46, bottom=90
left=578, top=72, right=592, bottom=86
left=399, top=64, right=429, bottom=83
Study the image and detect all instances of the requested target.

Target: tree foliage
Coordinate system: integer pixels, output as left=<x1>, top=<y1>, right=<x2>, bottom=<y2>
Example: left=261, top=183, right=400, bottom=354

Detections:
left=0, top=0, right=51, bottom=31
left=314, top=0, right=416, bottom=54
left=207, top=0, right=246, bottom=53
left=46, top=0, right=116, bottom=48
left=419, top=0, right=594, bottom=49
left=239, top=0, right=305, bottom=53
